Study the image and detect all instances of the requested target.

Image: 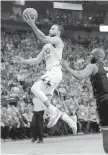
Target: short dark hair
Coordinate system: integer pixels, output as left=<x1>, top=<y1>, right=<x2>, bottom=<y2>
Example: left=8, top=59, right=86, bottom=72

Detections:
left=54, top=24, right=64, bottom=35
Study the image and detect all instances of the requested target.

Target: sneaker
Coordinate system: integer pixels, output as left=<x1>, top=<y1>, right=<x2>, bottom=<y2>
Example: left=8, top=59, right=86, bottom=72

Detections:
left=31, top=138, right=37, bottom=143
left=37, top=139, right=43, bottom=143
left=61, top=113, right=77, bottom=135
left=47, top=108, right=62, bottom=128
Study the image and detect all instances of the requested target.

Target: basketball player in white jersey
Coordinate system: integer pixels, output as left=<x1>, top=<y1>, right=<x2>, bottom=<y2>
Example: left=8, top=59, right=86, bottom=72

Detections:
left=13, top=14, right=77, bottom=133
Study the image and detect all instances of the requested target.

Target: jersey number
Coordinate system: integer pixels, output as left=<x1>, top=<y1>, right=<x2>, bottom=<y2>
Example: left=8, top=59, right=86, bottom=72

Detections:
left=45, top=48, right=51, bottom=60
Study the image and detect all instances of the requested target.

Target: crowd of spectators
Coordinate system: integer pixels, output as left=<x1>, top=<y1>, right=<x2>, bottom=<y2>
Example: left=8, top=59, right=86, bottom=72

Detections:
left=1, top=29, right=108, bottom=140
left=1, top=8, right=105, bottom=27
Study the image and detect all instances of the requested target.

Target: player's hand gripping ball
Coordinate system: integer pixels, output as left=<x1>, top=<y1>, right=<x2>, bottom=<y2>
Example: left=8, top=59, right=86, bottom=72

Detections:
left=22, top=8, right=38, bottom=24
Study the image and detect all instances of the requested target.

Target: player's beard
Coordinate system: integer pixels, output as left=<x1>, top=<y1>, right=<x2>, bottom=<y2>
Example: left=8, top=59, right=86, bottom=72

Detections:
left=90, top=57, right=98, bottom=64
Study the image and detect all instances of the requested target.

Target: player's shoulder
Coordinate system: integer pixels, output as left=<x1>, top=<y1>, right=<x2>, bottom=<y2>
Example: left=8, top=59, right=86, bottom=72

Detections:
left=87, top=63, right=97, bottom=68
left=86, top=63, right=97, bottom=71
left=55, top=36, right=64, bottom=46
left=87, top=63, right=98, bottom=74
left=55, top=36, right=62, bottom=40
left=50, top=36, right=63, bottom=43
left=56, top=36, right=63, bottom=43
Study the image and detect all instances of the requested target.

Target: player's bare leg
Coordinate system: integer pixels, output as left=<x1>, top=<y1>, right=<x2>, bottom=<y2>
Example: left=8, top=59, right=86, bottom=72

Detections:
left=31, top=80, right=62, bottom=127
left=31, top=80, right=77, bottom=133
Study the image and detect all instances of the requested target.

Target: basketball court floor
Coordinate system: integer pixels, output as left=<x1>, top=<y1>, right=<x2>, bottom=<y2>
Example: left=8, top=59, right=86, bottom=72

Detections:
left=1, top=133, right=105, bottom=154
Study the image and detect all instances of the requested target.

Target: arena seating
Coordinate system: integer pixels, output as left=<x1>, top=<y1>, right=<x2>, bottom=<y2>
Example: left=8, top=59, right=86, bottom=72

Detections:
left=1, top=29, right=108, bottom=140
left=1, top=9, right=105, bottom=27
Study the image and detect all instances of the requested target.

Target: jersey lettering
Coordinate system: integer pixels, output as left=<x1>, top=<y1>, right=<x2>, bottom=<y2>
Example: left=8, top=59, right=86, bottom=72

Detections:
left=45, top=48, right=51, bottom=60
left=43, top=43, right=63, bottom=69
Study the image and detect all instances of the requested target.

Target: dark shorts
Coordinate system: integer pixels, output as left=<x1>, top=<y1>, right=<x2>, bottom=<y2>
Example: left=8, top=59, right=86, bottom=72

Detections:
left=96, top=93, right=108, bottom=127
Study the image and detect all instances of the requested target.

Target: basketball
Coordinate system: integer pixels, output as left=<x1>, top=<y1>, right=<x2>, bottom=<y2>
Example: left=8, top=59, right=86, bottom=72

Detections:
left=22, top=8, right=38, bottom=20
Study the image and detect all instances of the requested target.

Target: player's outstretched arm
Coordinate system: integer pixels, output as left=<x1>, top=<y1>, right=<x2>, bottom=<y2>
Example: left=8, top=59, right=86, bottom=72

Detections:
left=23, top=14, right=61, bottom=45
left=61, top=59, right=94, bottom=80
left=13, top=48, right=44, bottom=65
left=13, top=56, right=39, bottom=65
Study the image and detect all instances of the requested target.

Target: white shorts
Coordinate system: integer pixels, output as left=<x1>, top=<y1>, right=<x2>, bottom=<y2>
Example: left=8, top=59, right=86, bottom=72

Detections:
left=38, top=66, right=62, bottom=95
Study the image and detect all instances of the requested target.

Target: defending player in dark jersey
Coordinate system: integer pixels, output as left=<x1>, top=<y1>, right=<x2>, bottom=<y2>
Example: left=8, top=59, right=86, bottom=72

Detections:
left=61, top=48, right=108, bottom=154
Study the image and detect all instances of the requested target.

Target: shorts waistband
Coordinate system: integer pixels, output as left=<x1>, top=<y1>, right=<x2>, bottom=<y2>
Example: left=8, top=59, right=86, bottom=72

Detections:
left=46, top=64, right=62, bottom=71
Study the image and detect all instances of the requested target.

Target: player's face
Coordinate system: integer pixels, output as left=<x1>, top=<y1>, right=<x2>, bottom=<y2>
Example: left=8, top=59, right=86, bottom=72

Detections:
left=90, top=51, right=98, bottom=64
left=49, top=25, right=60, bottom=37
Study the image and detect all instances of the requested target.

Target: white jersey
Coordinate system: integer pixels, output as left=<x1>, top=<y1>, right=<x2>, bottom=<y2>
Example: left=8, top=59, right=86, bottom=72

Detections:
left=43, top=41, right=64, bottom=70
